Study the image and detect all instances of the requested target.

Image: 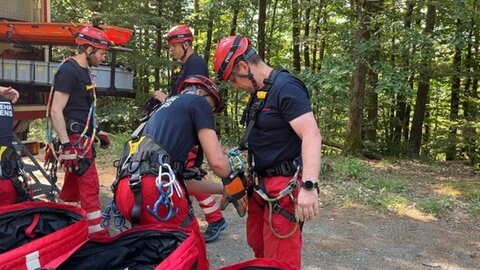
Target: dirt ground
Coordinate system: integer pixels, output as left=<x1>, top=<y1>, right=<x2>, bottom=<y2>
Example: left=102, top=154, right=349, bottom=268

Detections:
left=47, top=157, right=468, bottom=270
left=86, top=160, right=480, bottom=270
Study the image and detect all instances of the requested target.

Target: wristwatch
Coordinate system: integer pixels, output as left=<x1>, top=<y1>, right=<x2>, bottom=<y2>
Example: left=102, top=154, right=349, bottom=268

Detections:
left=301, top=180, right=319, bottom=193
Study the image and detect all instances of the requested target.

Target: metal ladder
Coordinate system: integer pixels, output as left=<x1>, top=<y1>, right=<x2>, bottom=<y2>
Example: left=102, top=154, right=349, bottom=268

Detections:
left=12, top=133, right=60, bottom=201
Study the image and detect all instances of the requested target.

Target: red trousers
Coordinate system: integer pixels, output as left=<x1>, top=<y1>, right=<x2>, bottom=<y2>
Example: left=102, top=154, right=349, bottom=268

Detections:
left=247, top=175, right=302, bottom=269
left=59, top=134, right=107, bottom=237
left=115, top=174, right=209, bottom=270
left=0, top=178, right=17, bottom=207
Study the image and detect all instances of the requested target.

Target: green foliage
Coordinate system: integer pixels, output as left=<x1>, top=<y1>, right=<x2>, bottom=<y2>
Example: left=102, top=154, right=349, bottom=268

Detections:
left=417, top=198, right=454, bottom=218
left=368, top=195, right=408, bottom=212
left=28, top=119, right=46, bottom=142
left=49, top=0, right=480, bottom=164
left=95, top=133, right=131, bottom=167
left=334, top=157, right=369, bottom=182
left=96, top=96, right=142, bottom=134
left=364, top=175, right=408, bottom=194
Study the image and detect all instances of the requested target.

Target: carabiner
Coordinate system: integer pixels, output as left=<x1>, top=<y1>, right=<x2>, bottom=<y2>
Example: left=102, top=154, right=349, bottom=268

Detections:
left=146, top=179, right=178, bottom=222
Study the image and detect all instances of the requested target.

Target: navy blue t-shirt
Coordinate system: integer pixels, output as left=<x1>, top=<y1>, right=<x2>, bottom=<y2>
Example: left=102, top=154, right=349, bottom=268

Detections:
left=0, top=95, right=14, bottom=147
left=170, top=53, right=209, bottom=96
left=53, top=60, right=93, bottom=126
left=143, top=94, right=215, bottom=163
left=249, top=71, right=311, bottom=171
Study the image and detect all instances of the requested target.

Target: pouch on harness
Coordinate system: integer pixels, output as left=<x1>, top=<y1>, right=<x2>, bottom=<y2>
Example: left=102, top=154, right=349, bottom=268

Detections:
left=109, top=135, right=189, bottom=227
left=0, top=145, right=26, bottom=202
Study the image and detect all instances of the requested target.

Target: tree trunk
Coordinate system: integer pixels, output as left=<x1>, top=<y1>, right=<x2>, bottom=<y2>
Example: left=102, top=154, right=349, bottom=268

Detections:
left=311, top=1, right=322, bottom=71
left=266, top=0, right=279, bottom=61
left=292, top=0, right=301, bottom=71
left=230, top=6, right=239, bottom=36
left=464, top=6, right=479, bottom=165
left=346, top=0, right=368, bottom=154
left=393, top=0, right=415, bottom=149
left=258, top=0, right=267, bottom=60
left=154, top=1, right=163, bottom=90
left=203, top=10, right=214, bottom=66
left=446, top=18, right=462, bottom=161
left=409, top=4, right=436, bottom=155
left=364, top=0, right=383, bottom=146
left=304, top=0, right=312, bottom=68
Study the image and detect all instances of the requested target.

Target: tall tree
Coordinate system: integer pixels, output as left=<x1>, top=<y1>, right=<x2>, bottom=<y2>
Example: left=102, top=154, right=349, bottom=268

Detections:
left=392, top=0, right=415, bottom=150
left=364, top=0, right=383, bottom=146
left=346, top=0, right=369, bottom=154
left=303, top=0, right=312, bottom=68
left=446, top=18, right=462, bottom=160
left=292, top=0, right=301, bottom=71
left=154, top=0, right=163, bottom=90
left=258, top=0, right=267, bottom=59
left=409, top=3, right=436, bottom=155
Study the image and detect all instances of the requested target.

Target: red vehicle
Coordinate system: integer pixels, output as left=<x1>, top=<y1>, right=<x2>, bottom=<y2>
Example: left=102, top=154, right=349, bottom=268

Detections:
left=0, top=0, right=134, bottom=139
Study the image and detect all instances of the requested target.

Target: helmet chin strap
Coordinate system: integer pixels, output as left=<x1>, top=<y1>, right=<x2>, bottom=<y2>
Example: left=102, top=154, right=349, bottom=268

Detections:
left=180, top=43, right=189, bottom=62
left=86, top=48, right=97, bottom=67
left=238, top=61, right=259, bottom=91
left=79, top=45, right=96, bottom=66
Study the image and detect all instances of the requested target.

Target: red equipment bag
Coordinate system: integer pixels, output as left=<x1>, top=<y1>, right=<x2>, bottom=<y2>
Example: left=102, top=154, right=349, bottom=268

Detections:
left=218, top=258, right=297, bottom=270
left=57, top=224, right=200, bottom=270
left=0, top=201, right=88, bottom=270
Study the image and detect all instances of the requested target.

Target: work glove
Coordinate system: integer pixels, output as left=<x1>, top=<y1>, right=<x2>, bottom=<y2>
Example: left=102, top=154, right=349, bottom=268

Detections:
left=43, top=142, right=58, bottom=167
left=220, top=170, right=249, bottom=217
left=96, top=132, right=111, bottom=149
left=59, top=143, right=78, bottom=173
left=182, top=167, right=208, bottom=180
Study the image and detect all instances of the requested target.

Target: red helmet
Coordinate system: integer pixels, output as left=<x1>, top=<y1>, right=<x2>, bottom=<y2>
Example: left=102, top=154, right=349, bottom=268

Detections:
left=75, top=26, right=111, bottom=50
left=166, top=25, right=194, bottom=44
left=213, top=35, right=251, bottom=82
left=179, top=75, right=224, bottom=114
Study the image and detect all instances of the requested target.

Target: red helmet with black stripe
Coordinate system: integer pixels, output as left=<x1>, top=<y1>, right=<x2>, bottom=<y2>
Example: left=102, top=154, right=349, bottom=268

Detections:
left=75, top=26, right=111, bottom=50
left=213, top=35, right=252, bottom=83
left=166, top=25, right=194, bottom=44
left=179, top=75, right=224, bottom=114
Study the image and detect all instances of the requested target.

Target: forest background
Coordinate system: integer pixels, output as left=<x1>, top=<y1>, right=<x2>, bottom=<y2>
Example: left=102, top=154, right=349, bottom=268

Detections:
left=50, top=0, right=480, bottom=166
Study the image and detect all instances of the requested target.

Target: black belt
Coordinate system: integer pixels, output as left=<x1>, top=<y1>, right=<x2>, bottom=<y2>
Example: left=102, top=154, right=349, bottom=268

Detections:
left=66, top=120, right=93, bottom=136
left=256, top=157, right=302, bottom=177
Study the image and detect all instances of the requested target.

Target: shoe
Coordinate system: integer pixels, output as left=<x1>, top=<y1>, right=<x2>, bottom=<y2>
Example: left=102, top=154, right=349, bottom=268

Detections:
left=203, top=218, right=228, bottom=243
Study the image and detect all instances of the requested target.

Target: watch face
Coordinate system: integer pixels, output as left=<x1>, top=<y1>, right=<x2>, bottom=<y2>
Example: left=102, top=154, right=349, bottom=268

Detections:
left=303, top=181, right=314, bottom=189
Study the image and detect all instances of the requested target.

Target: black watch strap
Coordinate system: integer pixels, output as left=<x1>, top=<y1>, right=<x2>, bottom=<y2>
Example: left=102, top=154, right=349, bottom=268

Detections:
left=302, top=180, right=319, bottom=193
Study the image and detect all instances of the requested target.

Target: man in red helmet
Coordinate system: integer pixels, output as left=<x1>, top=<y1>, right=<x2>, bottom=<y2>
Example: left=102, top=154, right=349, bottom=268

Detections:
left=50, top=26, right=111, bottom=237
left=113, top=75, right=231, bottom=270
left=0, top=86, right=26, bottom=206
left=151, top=24, right=229, bottom=243
left=213, top=35, right=322, bottom=269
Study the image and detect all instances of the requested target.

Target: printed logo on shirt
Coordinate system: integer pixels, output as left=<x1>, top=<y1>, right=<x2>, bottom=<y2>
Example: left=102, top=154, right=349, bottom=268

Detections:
left=160, top=96, right=178, bottom=110
left=0, top=101, right=13, bottom=117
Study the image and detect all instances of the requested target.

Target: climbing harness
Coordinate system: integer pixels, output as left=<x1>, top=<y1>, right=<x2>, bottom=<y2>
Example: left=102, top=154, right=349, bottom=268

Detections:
left=106, top=135, right=190, bottom=227
left=44, top=58, right=98, bottom=176
left=253, top=164, right=301, bottom=239
left=236, top=68, right=310, bottom=238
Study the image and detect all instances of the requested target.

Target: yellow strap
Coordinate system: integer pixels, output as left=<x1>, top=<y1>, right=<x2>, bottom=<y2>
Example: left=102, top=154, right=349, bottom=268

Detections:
left=256, top=90, right=267, bottom=99
left=0, top=146, right=6, bottom=158
left=128, top=136, right=146, bottom=155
